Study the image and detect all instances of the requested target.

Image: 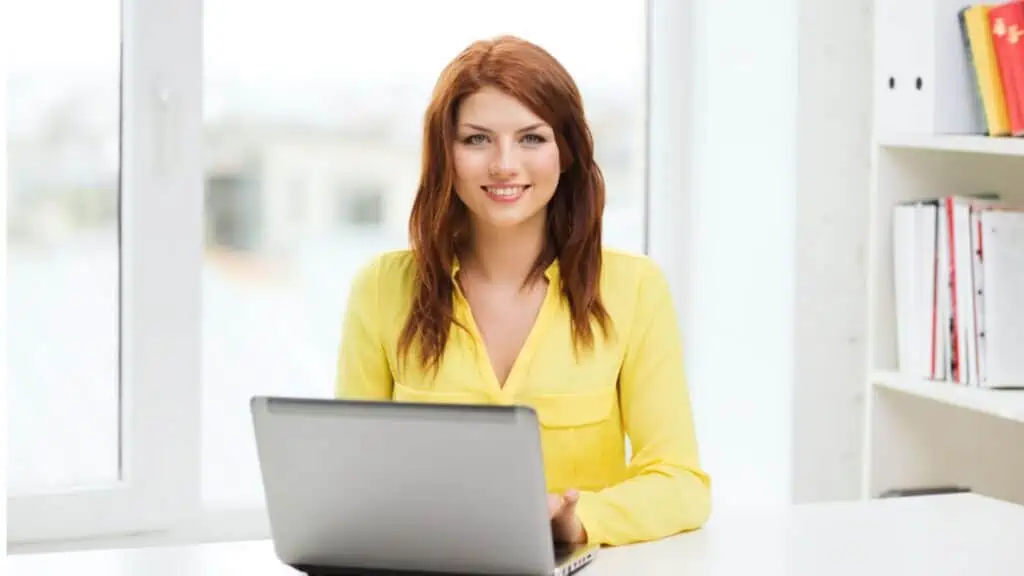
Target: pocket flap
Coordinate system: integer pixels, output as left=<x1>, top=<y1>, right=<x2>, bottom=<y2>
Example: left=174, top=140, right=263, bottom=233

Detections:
left=392, top=382, right=483, bottom=405
left=529, top=386, right=617, bottom=428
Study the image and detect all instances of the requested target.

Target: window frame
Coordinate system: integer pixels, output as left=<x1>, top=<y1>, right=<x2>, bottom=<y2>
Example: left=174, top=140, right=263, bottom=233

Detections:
left=6, top=0, right=203, bottom=544
left=7, top=0, right=694, bottom=551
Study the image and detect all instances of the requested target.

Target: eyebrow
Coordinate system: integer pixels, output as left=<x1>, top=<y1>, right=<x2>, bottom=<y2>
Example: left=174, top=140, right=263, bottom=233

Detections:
left=460, top=122, right=549, bottom=133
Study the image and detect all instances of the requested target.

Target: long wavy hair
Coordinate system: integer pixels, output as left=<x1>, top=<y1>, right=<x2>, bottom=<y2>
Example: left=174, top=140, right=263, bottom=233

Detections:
left=398, top=35, right=611, bottom=372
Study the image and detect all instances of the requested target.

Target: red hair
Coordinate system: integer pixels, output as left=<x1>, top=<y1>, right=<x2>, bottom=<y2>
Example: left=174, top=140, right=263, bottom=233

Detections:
left=399, top=35, right=611, bottom=372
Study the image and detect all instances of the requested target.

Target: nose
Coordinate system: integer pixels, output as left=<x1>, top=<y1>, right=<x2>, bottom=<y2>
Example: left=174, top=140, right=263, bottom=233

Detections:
left=488, top=137, right=520, bottom=178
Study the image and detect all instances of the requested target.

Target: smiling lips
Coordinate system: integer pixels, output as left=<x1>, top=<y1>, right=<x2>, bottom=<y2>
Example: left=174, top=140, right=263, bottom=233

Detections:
left=482, top=184, right=530, bottom=203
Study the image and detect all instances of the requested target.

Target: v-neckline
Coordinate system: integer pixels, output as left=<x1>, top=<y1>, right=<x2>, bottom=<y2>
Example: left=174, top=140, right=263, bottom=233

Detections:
left=453, top=275, right=557, bottom=396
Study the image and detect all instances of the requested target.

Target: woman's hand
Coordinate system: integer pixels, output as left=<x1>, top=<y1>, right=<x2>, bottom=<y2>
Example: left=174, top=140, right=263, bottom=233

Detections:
left=547, top=489, right=588, bottom=544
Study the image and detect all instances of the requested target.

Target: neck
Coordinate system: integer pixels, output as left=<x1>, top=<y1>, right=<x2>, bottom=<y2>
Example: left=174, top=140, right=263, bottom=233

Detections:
left=462, top=217, right=548, bottom=286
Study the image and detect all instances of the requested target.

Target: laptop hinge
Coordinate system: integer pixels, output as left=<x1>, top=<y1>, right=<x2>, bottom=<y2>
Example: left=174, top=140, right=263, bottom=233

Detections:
left=294, top=565, right=455, bottom=576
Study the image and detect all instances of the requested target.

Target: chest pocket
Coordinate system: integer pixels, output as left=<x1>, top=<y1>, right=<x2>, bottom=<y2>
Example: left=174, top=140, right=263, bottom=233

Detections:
left=392, top=381, right=488, bottom=405
left=526, top=386, right=623, bottom=492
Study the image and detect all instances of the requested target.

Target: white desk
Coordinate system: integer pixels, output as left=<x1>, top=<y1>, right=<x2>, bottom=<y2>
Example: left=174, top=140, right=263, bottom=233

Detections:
left=8, top=493, right=1024, bottom=575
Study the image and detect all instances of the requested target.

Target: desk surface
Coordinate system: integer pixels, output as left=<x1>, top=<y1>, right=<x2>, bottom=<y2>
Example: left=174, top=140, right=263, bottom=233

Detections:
left=8, top=493, right=1024, bottom=576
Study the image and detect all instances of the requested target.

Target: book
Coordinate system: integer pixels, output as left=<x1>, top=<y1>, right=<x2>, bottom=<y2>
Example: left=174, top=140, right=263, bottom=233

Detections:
left=988, top=0, right=1024, bottom=135
left=892, top=195, right=1024, bottom=389
left=962, top=4, right=1012, bottom=136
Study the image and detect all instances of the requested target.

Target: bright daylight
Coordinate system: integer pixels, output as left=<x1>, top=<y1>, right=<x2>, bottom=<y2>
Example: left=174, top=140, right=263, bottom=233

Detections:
left=7, top=0, right=645, bottom=505
left=6, top=0, right=1024, bottom=574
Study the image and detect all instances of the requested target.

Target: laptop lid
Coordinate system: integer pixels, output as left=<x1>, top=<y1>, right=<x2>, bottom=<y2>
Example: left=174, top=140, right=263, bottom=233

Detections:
left=250, top=396, right=568, bottom=575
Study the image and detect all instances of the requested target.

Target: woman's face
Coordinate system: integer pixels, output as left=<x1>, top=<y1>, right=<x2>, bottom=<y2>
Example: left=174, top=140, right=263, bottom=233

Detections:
left=452, top=86, right=562, bottom=233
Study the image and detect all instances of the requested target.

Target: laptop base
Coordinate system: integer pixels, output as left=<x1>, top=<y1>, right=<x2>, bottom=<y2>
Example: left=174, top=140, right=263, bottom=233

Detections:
left=292, top=542, right=597, bottom=576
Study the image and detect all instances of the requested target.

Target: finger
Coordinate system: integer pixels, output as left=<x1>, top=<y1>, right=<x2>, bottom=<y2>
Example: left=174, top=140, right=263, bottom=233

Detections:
left=550, top=490, right=584, bottom=544
left=547, top=493, right=564, bottom=518
left=553, top=490, right=579, bottom=524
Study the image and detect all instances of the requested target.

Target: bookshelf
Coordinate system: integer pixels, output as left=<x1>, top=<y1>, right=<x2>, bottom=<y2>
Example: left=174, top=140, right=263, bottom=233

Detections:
left=873, top=371, right=1024, bottom=424
left=877, top=135, right=1024, bottom=157
left=863, top=0, right=1024, bottom=507
left=863, top=137, right=1024, bottom=505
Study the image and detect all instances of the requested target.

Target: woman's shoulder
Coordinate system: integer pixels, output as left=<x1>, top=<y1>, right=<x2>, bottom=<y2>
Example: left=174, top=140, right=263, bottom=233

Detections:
left=368, top=248, right=417, bottom=277
left=597, top=250, right=679, bottom=344
left=601, top=248, right=668, bottom=285
left=598, top=248, right=675, bottom=309
left=350, top=248, right=418, bottom=293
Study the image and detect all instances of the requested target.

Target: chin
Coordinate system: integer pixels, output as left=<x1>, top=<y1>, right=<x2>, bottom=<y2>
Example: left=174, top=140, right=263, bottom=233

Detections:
left=480, top=212, right=534, bottom=229
left=471, top=204, right=546, bottom=231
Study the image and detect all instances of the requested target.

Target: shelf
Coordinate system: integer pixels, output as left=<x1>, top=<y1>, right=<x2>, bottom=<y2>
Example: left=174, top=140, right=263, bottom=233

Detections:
left=877, top=134, right=1024, bottom=158
left=872, top=371, right=1024, bottom=424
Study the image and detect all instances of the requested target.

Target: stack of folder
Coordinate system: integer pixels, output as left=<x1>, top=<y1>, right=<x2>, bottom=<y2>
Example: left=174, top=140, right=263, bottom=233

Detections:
left=893, top=195, right=1024, bottom=388
left=961, top=1, right=1024, bottom=136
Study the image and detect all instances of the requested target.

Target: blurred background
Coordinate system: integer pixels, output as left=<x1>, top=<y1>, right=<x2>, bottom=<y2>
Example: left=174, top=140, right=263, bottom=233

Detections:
left=7, top=0, right=878, bottom=552
left=7, top=0, right=647, bottom=509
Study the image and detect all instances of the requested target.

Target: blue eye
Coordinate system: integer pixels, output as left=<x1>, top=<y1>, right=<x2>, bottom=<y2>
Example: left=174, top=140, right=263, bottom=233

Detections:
left=522, top=134, right=546, bottom=144
left=462, top=134, right=488, bottom=145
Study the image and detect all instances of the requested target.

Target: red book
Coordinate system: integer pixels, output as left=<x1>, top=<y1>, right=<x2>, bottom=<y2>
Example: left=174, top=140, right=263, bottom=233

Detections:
left=989, top=0, right=1024, bottom=135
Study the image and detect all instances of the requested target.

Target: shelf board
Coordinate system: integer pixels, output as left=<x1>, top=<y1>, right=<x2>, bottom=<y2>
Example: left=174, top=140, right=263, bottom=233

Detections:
left=877, top=134, right=1024, bottom=157
left=872, top=371, right=1024, bottom=424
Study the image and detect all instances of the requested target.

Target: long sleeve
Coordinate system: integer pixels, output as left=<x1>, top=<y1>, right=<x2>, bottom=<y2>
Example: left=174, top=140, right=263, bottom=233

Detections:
left=335, top=256, right=394, bottom=400
left=573, top=260, right=712, bottom=546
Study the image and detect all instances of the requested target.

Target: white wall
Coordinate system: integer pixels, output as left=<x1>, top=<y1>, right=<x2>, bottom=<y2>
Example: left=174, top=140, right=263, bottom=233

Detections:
left=688, top=0, right=799, bottom=511
left=791, top=0, right=873, bottom=503
left=650, top=0, right=872, bottom=509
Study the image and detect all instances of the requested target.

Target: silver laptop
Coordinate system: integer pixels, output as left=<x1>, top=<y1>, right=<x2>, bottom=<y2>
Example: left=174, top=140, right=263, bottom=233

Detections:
left=250, top=396, right=599, bottom=576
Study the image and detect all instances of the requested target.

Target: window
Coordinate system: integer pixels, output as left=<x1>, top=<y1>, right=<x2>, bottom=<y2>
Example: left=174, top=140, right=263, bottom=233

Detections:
left=8, top=0, right=203, bottom=545
left=336, top=184, right=386, bottom=227
left=200, top=0, right=649, bottom=510
left=7, top=5, right=121, bottom=494
left=206, top=172, right=262, bottom=252
left=6, top=0, right=197, bottom=544
left=9, top=0, right=685, bottom=548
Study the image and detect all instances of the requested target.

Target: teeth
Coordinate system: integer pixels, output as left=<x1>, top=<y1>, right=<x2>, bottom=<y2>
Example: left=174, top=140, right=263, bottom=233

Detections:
left=485, top=186, right=524, bottom=197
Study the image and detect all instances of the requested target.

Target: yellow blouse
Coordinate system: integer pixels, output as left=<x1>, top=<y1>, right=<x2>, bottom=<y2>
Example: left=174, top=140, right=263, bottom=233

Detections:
left=335, top=248, right=711, bottom=546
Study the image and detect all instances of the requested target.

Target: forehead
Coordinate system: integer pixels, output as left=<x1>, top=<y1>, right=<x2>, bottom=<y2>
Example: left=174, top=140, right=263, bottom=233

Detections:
left=456, top=86, right=549, bottom=130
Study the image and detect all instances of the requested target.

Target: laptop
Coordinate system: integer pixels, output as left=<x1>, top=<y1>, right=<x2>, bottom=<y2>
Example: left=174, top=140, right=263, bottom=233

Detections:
left=250, top=396, right=599, bottom=576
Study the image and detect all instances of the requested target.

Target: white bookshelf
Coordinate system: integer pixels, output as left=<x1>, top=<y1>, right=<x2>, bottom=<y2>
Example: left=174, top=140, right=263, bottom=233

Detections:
left=877, top=135, right=1024, bottom=158
left=863, top=124, right=1024, bottom=503
left=863, top=0, right=1024, bottom=505
left=863, top=135, right=1024, bottom=505
left=872, top=371, right=1024, bottom=424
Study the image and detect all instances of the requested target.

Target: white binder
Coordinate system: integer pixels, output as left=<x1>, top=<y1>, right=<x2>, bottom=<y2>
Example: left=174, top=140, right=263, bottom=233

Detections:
left=979, top=210, right=1024, bottom=388
left=874, top=0, right=987, bottom=136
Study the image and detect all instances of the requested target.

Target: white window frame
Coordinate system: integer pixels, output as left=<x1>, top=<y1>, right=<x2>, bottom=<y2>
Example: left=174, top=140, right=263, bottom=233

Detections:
left=646, top=0, right=696, bottom=332
left=7, top=0, right=693, bottom=551
left=7, top=0, right=203, bottom=544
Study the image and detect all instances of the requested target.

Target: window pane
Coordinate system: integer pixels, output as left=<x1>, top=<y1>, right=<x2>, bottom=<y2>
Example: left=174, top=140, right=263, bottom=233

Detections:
left=6, top=0, right=122, bottom=494
left=202, top=0, right=648, bottom=506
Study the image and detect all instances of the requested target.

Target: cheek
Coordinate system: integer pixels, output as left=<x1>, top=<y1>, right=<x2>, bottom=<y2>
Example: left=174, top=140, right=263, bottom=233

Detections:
left=529, top=146, right=562, bottom=186
left=453, top=148, right=488, bottom=183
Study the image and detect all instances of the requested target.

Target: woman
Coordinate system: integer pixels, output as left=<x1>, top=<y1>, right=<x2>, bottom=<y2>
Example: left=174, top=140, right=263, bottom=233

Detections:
left=336, top=35, right=711, bottom=547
